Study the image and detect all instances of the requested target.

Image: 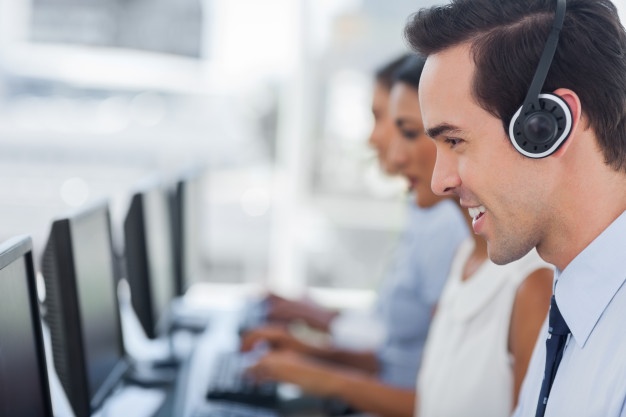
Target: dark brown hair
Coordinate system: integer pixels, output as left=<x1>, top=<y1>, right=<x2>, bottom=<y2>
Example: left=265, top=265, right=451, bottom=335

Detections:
left=375, top=53, right=412, bottom=90
left=405, top=0, right=626, bottom=172
left=392, top=54, right=427, bottom=90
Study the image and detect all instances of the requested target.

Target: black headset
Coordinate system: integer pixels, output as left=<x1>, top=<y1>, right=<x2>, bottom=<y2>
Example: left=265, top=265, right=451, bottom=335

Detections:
left=508, top=0, right=572, bottom=158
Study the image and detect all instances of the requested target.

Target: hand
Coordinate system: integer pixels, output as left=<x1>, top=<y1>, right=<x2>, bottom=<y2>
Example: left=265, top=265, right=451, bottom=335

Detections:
left=265, top=293, right=339, bottom=331
left=240, top=325, right=313, bottom=355
left=246, top=351, right=341, bottom=397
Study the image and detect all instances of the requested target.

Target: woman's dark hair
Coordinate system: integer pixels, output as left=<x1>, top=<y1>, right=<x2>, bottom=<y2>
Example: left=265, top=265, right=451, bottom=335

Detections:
left=374, top=53, right=412, bottom=90
left=392, top=54, right=427, bottom=90
left=404, top=0, right=626, bottom=172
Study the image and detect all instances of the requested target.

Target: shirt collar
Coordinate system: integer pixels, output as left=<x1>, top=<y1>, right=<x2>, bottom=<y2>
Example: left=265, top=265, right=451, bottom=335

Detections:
left=554, top=210, right=626, bottom=348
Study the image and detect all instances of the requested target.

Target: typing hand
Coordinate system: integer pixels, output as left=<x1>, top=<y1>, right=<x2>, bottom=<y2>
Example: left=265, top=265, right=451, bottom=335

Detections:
left=239, top=340, right=270, bottom=369
left=245, top=351, right=340, bottom=397
left=265, top=293, right=338, bottom=331
left=239, top=325, right=313, bottom=355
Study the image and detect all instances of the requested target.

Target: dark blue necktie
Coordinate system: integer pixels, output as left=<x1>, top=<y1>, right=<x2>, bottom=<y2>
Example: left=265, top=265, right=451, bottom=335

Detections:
left=535, top=295, right=570, bottom=417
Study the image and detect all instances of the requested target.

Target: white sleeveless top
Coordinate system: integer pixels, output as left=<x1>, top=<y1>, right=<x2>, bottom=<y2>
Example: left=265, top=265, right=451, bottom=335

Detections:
left=416, top=238, right=551, bottom=417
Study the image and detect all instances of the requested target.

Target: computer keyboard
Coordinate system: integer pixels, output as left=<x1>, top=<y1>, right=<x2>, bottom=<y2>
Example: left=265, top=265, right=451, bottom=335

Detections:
left=238, top=298, right=269, bottom=334
left=205, top=351, right=278, bottom=409
left=192, top=402, right=279, bottom=417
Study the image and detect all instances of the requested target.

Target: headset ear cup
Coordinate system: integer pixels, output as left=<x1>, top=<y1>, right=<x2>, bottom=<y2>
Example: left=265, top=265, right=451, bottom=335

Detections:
left=508, top=93, right=573, bottom=158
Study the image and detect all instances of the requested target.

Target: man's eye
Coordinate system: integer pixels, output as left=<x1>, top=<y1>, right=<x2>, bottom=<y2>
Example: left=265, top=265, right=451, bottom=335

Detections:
left=444, top=137, right=463, bottom=148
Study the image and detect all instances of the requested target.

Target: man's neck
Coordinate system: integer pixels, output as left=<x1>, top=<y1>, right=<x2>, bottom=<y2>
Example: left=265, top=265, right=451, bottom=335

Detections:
left=539, top=168, right=626, bottom=271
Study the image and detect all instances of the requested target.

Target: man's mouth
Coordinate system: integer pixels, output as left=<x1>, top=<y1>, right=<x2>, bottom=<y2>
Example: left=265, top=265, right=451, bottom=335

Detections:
left=468, top=205, right=486, bottom=222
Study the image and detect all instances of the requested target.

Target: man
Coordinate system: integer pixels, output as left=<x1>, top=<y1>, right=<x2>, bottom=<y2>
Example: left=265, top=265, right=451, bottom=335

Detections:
left=404, top=0, right=626, bottom=416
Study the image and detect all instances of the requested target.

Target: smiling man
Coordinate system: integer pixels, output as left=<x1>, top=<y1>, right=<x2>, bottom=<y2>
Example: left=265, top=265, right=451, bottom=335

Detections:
left=405, top=0, right=626, bottom=416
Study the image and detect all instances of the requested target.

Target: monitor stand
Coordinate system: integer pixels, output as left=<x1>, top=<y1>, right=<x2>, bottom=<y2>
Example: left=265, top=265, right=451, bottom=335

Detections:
left=124, top=359, right=177, bottom=388
left=149, top=335, right=180, bottom=369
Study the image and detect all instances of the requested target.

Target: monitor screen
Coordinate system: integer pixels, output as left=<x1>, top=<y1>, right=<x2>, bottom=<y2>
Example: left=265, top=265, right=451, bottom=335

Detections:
left=42, top=203, right=127, bottom=417
left=125, top=182, right=178, bottom=339
left=181, top=175, right=202, bottom=289
left=0, top=237, right=53, bottom=417
left=143, top=187, right=176, bottom=328
left=70, top=207, right=125, bottom=401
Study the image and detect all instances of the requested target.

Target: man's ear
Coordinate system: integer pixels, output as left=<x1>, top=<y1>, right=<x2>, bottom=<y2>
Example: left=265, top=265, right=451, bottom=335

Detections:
left=551, top=88, right=582, bottom=158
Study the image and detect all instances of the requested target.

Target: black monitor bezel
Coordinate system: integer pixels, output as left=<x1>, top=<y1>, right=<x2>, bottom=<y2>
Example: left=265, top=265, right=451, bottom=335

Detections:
left=124, top=178, right=176, bottom=339
left=41, top=201, right=128, bottom=417
left=172, top=166, right=206, bottom=295
left=0, top=235, right=55, bottom=417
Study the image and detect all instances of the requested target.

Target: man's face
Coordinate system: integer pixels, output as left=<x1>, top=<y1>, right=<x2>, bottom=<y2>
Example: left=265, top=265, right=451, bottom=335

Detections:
left=419, top=44, right=554, bottom=264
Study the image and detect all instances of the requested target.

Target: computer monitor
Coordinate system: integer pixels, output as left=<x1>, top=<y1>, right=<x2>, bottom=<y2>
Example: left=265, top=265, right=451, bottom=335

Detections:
left=171, top=168, right=204, bottom=296
left=124, top=181, right=176, bottom=340
left=41, top=202, right=128, bottom=417
left=0, top=236, right=54, bottom=417
left=169, top=182, right=183, bottom=297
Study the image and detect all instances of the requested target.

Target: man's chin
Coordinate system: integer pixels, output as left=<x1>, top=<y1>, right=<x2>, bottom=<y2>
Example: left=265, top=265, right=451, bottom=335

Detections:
left=487, top=241, right=532, bottom=266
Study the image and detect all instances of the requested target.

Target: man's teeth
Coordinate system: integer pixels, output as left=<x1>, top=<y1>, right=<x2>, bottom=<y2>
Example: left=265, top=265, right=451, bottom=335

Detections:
left=468, top=206, right=486, bottom=219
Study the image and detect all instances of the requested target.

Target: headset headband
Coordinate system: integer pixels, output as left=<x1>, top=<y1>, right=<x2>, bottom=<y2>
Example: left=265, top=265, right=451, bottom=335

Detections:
left=521, top=0, right=566, bottom=113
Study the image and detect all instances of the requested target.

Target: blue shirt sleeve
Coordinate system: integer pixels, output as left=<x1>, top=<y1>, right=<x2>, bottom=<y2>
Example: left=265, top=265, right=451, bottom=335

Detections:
left=376, top=199, right=468, bottom=388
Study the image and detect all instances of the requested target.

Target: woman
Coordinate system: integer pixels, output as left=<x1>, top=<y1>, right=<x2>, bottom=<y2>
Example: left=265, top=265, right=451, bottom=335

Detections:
left=245, top=53, right=467, bottom=394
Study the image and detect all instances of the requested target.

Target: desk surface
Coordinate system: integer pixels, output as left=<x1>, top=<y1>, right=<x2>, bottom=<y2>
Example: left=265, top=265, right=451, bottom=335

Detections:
left=48, top=300, right=336, bottom=417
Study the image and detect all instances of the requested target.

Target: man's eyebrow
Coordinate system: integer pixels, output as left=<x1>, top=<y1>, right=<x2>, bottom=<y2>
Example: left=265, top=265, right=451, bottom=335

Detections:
left=425, top=123, right=463, bottom=139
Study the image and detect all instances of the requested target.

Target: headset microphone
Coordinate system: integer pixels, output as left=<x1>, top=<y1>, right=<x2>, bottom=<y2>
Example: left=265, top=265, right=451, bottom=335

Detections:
left=508, top=0, right=572, bottom=158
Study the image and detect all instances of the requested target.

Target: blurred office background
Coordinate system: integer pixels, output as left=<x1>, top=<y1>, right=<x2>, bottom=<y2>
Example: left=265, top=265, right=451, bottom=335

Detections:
left=1, top=0, right=624, bottom=308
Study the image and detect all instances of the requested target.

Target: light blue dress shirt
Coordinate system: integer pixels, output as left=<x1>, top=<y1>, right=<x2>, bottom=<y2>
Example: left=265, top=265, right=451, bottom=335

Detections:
left=375, top=198, right=468, bottom=388
left=513, top=210, right=626, bottom=417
